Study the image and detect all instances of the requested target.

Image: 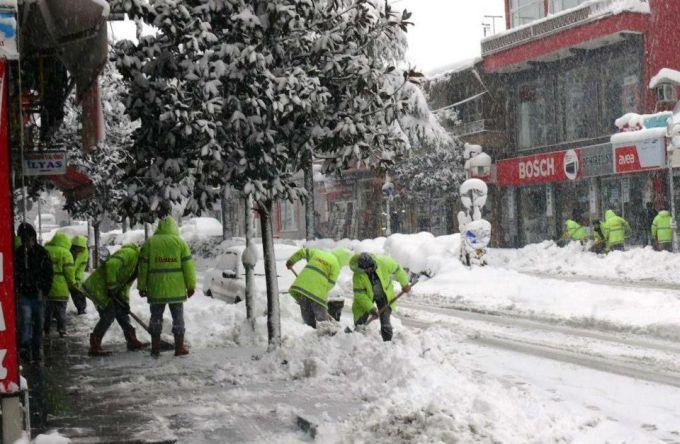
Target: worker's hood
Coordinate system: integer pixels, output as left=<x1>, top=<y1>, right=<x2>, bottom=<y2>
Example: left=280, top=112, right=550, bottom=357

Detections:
left=658, top=210, right=671, bottom=217
left=71, top=235, right=88, bottom=248
left=604, top=210, right=618, bottom=221
left=155, top=217, right=180, bottom=236
left=331, top=248, right=351, bottom=268
left=47, top=232, right=72, bottom=250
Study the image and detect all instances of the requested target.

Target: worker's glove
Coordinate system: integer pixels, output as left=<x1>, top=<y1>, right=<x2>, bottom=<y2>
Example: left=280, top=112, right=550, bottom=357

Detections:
left=286, top=262, right=294, bottom=270
left=139, top=290, right=148, bottom=298
left=187, top=288, right=195, bottom=298
left=402, top=284, right=412, bottom=293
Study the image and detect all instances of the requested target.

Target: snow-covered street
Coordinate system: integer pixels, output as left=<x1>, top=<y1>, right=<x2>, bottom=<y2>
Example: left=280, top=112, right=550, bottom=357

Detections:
left=36, top=236, right=680, bottom=443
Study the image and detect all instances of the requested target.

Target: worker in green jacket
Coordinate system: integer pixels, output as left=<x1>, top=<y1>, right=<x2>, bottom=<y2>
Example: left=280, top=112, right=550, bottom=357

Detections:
left=563, top=211, right=588, bottom=244
left=44, top=232, right=80, bottom=336
left=351, top=252, right=411, bottom=342
left=138, top=216, right=196, bottom=357
left=70, top=235, right=89, bottom=315
left=286, top=247, right=351, bottom=328
left=83, top=244, right=148, bottom=356
left=652, top=210, right=674, bottom=252
left=601, top=209, right=631, bottom=252
left=590, top=220, right=607, bottom=255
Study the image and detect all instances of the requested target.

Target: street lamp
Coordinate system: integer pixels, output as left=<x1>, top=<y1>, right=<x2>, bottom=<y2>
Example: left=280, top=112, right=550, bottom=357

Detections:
left=666, top=121, right=680, bottom=252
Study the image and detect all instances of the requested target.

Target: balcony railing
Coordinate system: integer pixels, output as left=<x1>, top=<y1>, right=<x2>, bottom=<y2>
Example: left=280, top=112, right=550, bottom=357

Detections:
left=481, top=0, right=649, bottom=56
left=452, top=119, right=503, bottom=137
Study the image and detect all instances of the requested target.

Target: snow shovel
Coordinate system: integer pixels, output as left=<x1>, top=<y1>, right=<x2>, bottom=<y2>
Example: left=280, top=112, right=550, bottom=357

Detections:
left=111, top=295, right=175, bottom=351
left=344, top=281, right=417, bottom=334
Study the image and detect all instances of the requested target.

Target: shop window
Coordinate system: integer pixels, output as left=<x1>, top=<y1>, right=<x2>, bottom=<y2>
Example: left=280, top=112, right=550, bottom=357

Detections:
left=549, top=0, right=589, bottom=13
left=517, top=78, right=555, bottom=149
left=280, top=200, right=297, bottom=232
left=558, top=65, right=598, bottom=142
left=510, top=0, right=546, bottom=27
left=520, top=186, right=548, bottom=244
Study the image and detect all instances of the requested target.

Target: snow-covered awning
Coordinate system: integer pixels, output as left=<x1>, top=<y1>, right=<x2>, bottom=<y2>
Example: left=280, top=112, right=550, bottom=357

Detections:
left=22, top=0, right=109, bottom=98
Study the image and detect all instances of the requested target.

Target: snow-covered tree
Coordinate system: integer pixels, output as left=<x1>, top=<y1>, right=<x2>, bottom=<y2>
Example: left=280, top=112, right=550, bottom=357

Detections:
left=54, top=62, right=134, bottom=261
left=114, top=0, right=433, bottom=347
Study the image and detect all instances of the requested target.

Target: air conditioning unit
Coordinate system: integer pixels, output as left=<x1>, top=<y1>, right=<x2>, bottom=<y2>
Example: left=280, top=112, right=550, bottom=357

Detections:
left=656, top=83, right=677, bottom=104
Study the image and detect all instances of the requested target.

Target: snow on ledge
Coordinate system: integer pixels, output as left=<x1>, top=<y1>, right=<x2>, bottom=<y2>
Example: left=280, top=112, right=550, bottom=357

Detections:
left=650, top=68, right=680, bottom=89
left=482, top=0, right=650, bottom=44
left=611, top=127, right=666, bottom=145
left=427, top=57, right=481, bottom=82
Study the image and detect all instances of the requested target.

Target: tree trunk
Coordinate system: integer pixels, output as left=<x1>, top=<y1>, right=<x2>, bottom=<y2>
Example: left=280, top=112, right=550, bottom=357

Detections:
left=243, top=195, right=256, bottom=323
left=304, top=152, right=315, bottom=240
left=122, top=216, right=128, bottom=233
left=259, top=199, right=281, bottom=349
left=221, top=186, right=232, bottom=241
left=93, top=221, right=101, bottom=269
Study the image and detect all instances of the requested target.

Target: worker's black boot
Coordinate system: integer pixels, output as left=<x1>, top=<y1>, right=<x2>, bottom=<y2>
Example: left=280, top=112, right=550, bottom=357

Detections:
left=125, top=329, right=149, bottom=351
left=88, top=334, right=111, bottom=357
left=174, top=334, right=189, bottom=357
left=151, top=335, right=161, bottom=358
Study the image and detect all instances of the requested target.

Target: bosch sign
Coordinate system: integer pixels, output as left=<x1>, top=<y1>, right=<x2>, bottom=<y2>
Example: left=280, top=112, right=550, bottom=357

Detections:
left=497, top=149, right=581, bottom=186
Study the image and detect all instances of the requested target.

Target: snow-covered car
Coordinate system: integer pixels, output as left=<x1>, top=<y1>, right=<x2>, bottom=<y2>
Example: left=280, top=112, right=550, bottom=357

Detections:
left=180, top=217, right=223, bottom=239
left=203, top=247, right=247, bottom=304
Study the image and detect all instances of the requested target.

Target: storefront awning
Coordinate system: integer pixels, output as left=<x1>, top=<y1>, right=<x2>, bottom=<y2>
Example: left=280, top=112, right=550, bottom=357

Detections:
left=49, top=167, right=94, bottom=200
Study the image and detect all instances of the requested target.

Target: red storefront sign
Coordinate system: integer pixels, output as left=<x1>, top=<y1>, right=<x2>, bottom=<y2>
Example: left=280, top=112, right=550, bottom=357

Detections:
left=613, top=138, right=666, bottom=174
left=0, top=60, right=19, bottom=393
left=496, top=149, right=581, bottom=186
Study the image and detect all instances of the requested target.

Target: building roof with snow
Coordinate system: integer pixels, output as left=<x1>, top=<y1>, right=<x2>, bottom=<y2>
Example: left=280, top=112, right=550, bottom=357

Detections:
left=650, top=68, right=680, bottom=89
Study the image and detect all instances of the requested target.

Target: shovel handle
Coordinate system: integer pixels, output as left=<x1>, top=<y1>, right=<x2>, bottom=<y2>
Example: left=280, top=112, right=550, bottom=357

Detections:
left=365, top=283, right=414, bottom=326
left=290, top=268, right=298, bottom=277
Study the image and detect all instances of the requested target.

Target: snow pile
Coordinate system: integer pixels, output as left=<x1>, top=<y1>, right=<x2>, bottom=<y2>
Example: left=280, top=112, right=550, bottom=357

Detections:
left=649, top=68, right=680, bottom=89
left=426, top=57, right=480, bottom=82
left=260, top=327, right=605, bottom=442
left=488, top=241, right=680, bottom=285
left=179, top=217, right=223, bottom=240
left=384, top=232, right=461, bottom=275
left=13, top=431, right=71, bottom=444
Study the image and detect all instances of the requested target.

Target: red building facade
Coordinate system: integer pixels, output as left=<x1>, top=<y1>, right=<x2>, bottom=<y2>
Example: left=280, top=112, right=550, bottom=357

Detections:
left=480, top=0, right=680, bottom=246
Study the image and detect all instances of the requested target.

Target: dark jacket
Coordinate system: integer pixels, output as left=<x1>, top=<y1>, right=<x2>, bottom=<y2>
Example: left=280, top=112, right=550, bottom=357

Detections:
left=14, top=244, right=53, bottom=299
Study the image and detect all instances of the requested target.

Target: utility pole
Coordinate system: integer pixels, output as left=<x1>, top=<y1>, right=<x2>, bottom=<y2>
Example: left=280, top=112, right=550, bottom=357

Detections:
left=667, top=120, right=680, bottom=252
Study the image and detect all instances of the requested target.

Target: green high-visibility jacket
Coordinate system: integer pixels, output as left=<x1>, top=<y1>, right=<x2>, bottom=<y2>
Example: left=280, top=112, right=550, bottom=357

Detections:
left=286, top=248, right=350, bottom=309
left=71, top=235, right=89, bottom=285
left=350, top=253, right=409, bottom=322
left=83, top=244, right=140, bottom=310
left=138, top=217, right=196, bottom=305
left=45, top=232, right=77, bottom=301
left=652, top=210, right=673, bottom=244
left=601, top=210, right=631, bottom=249
left=565, top=219, right=588, bottom=241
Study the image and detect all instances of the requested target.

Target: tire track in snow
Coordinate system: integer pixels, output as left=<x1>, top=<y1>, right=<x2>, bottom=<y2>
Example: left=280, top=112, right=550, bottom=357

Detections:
left=398, top=302, right=680, bottom=389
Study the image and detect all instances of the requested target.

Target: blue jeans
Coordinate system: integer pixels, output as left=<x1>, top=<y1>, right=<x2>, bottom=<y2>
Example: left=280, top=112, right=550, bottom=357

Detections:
left=149, top=303, right=185, bottom=336
left=19, top=298, right=44, bottom=351
left=44, top=301, right=67, bottom=333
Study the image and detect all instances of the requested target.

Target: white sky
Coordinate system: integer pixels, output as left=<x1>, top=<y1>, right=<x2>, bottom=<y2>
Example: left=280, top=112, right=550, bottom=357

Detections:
left=397, top=0, right=506, bottom=74
left=109, top=1, right=507, bottom=75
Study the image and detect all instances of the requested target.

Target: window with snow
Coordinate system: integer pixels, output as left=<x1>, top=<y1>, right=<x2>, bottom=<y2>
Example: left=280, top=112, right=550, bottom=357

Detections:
left=602, top=52, right=642, bottom=133
left=517, top=78, right=555, bottom=149
left=549, top=0, right=589, bottom=14
left=510, top=0, right=546, bottom=27
left=558, top=65, right=598, bottom=142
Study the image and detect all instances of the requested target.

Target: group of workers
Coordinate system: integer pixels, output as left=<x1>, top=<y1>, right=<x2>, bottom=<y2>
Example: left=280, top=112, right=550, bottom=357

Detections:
left=14, top=212, right=413, bottom=366
left=14, top=216, right=196, bottom=363
left=286, top=247, right=412, bottom=341
left=564, top=206, right=676, bottom=253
